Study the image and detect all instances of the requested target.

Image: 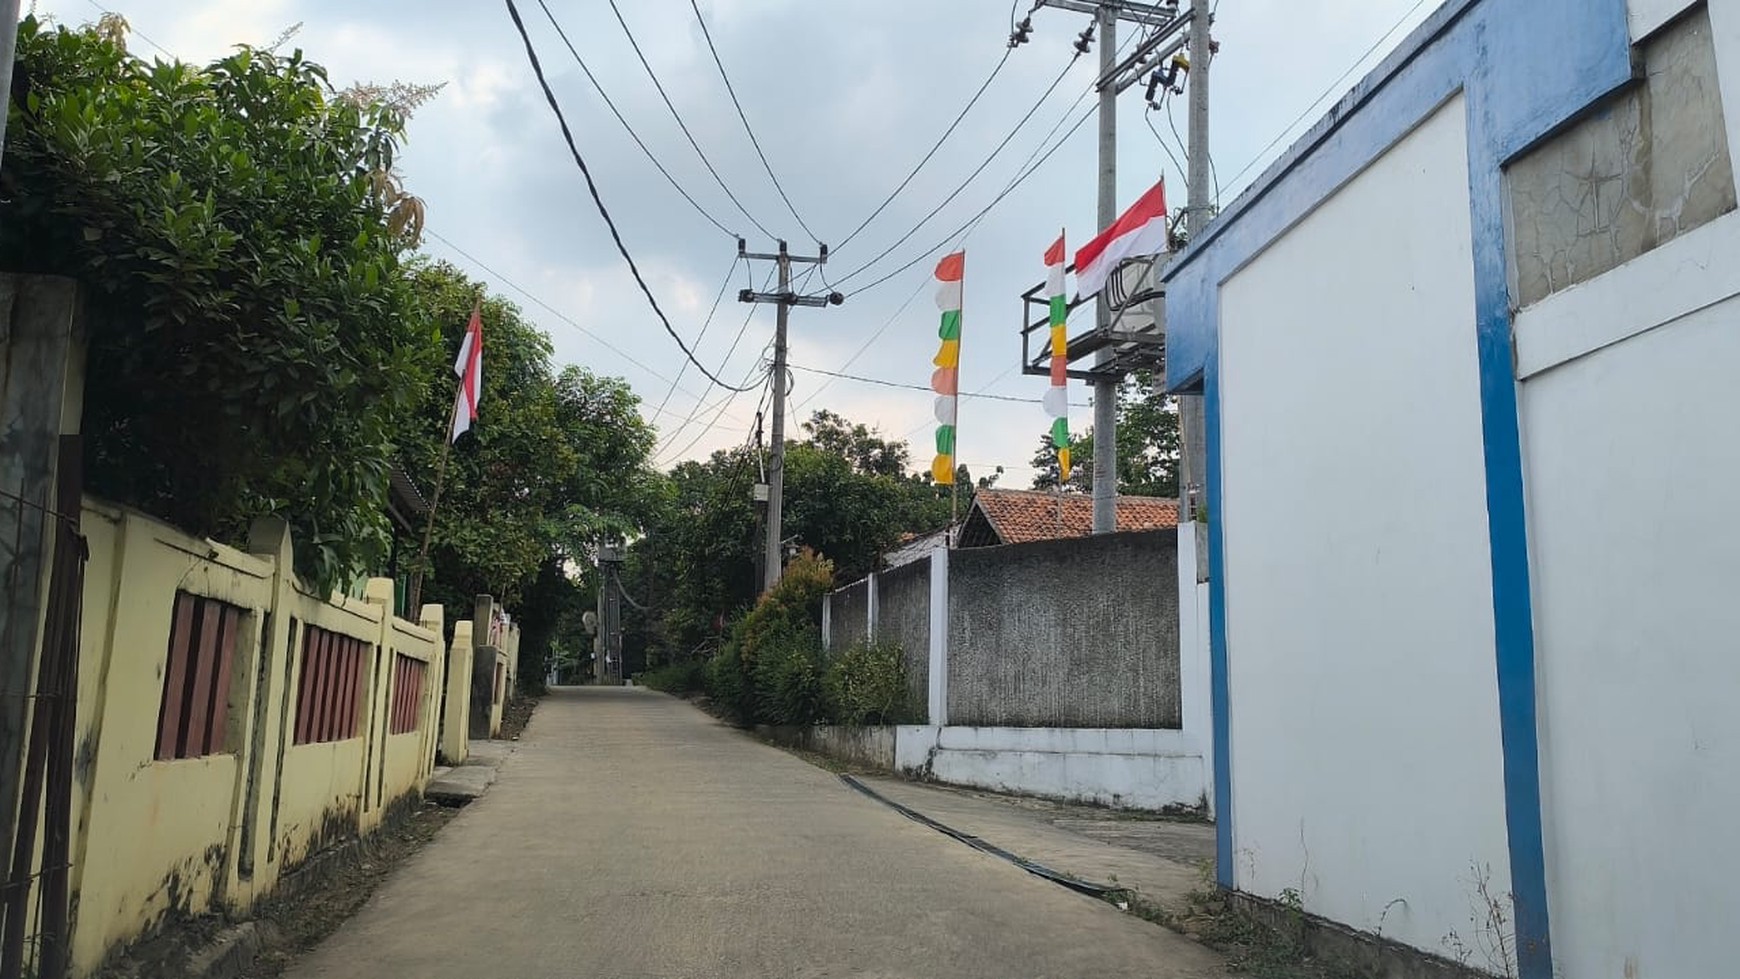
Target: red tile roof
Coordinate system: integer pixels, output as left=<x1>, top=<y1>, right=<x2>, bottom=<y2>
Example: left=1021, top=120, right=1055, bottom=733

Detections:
left=969, top=488, right=1179, bottom=545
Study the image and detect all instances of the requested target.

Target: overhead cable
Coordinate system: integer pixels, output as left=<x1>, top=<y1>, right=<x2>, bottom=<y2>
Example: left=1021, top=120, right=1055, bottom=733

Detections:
left=504, top=0, right=760, bottom=393
left=688, top=0, right=822, bottom=242
left=833, top=52, right=1083, bottom=288
left=534, top=0, right=739, bottom=237
left=834, top=47, right=1015, bottom=251
left=602, top=0, right=777, bottom=239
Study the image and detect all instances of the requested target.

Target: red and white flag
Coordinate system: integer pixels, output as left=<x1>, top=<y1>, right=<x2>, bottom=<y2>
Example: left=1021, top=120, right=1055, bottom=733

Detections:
left=450, top=302, right=483, bottom=443
left=1073, top=177, right=1168, bottom=299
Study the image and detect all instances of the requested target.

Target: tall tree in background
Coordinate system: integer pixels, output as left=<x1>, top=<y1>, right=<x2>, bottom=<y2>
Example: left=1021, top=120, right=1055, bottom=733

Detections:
left=1030, top=371, right=1179, bottom=497
left=407, top=261, right=659, bottom=683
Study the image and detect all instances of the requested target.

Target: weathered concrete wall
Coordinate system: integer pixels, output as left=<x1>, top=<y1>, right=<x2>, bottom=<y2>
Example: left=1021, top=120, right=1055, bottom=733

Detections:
left=826, top=577, right=870, bottom=653
left=946, top=531, right=1179, bottom=729
left=872, top=558, right=930, bottom=710
left=62, top=500, right=448, bottom=976
left=756, top=725, right=896, bottom=772
left=895, top=726, right=1205, bottom=811
left=1508, top=5, right=1734, bottom=306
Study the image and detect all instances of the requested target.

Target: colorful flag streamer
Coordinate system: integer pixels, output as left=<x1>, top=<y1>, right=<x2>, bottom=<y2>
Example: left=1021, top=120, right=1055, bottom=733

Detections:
left=1042, top=234, right=1071, bottom=482
left=930, top=251, right=965, bottom=485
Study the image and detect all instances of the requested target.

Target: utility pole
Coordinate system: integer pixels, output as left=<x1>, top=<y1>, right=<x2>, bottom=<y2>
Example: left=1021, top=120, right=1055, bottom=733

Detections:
left=1093, top=3, right=1119, bottom=534
left=1180, top=0, right=1212, bottom=580
left=739, top=239, right=841, bottom=592
left=599, top=543, right=623, bottom=681
left=1035, top=0, right=1189, bottom=533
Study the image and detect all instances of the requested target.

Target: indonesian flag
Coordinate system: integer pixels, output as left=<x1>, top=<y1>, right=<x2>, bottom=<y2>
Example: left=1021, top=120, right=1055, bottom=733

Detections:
left=1074, top=177, right=1168, bottom=299
left=450, top=302, right=483, bottom=443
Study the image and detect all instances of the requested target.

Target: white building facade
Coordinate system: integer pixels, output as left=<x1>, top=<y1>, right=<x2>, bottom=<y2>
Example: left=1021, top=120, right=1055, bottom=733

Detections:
left=1164, top=1, right=1740, bottom=976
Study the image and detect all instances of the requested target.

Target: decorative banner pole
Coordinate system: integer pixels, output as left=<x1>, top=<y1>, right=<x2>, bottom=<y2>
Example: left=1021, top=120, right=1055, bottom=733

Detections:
left=930, top=251, right=966, bottom=533
left=1042, top=232, right=1072, bottom=485
left=409, top=299, right=483, bottom=612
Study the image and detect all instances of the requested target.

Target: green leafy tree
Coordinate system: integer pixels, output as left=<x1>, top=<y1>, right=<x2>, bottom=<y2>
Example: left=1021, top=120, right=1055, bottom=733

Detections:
left=1030, top=371, right=1179, bottom=496
left=626, top=410, right=964, bottom=665
left=0, top=18, right=436, bottom=585
left=405, top=261, right=659, bottom=681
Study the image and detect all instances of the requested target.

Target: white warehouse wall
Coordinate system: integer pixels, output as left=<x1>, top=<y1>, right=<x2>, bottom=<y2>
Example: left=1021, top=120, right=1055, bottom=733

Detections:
left=1216, top=96, right=1513, bottom=957
left=1521, top=234, right=1740, bottom=979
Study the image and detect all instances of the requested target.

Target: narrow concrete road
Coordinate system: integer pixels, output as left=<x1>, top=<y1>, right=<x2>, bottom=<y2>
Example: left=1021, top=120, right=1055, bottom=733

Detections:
left=287, top=688, right=1228, bottom=979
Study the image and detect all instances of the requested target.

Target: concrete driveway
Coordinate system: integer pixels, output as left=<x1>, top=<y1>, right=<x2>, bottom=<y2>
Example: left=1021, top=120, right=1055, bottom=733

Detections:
left=285, top=687, right=1228, bottom=979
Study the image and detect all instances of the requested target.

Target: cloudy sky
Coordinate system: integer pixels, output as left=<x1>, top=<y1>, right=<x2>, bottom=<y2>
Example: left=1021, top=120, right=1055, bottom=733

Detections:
left=39, top=0, right=1432, bottom=485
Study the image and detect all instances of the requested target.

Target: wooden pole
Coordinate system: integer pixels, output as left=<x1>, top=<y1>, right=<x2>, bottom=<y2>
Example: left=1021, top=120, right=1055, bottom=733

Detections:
left=407, top=389, right=460, bottom=614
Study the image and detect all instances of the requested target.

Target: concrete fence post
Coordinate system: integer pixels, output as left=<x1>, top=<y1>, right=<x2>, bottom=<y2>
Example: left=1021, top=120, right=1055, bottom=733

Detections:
left=417, top=603, right=445, bottom=781
left=866, top=572, right=879, bottom=641
left=441, top=620, right=473, bottom=765
left=927, top=549, right=949, bottom=727
left=469, top=594, right=496, bottom=741
left=821, top=592, right=832, bottom=652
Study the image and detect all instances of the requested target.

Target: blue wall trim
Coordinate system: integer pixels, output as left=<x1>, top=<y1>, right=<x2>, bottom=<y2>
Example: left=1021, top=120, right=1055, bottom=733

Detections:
left=1161, top=2, right=1634, bottom=976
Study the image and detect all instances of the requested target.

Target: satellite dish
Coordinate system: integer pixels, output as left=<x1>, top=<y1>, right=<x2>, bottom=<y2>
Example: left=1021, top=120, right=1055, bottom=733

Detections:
left=582, top=610, right=598, bottom=633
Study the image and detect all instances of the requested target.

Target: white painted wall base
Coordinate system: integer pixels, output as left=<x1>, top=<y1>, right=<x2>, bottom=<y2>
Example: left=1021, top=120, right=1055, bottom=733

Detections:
left=894, top=726, right=1207, bottom=811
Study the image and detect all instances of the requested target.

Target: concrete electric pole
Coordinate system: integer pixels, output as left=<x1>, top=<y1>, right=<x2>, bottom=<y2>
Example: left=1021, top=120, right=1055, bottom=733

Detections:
left=739, top=240, right=841, bottom=592
left=1034, top=0, right=1193, bottom=533
left=1093, top=3, right=1119, bottom=534
left=1180, top=0, right=1212, bottom=580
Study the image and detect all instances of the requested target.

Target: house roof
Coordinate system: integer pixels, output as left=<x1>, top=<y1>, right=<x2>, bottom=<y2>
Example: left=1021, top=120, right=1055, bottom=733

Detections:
left=966, top=488, right=1179, bottom=545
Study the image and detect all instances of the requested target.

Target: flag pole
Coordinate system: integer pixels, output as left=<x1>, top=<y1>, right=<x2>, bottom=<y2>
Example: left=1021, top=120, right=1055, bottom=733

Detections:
left=950, top=253, right=965, bottom=542
left=407, top=391, right=459, bottom=614
left=408, top=297, right=480, bottom=613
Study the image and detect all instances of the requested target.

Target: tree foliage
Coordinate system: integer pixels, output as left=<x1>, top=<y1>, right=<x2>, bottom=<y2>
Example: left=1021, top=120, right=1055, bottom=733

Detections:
left=1030, top=371, right=1179, bottom=497
left=627, top=411, right=965, bottom=666
left=0, top=18, right=433, bottom=585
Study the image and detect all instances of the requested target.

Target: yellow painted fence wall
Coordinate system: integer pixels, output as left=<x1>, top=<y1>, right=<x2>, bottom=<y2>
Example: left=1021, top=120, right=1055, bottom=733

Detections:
left=58, top=500, right=461, bottom=976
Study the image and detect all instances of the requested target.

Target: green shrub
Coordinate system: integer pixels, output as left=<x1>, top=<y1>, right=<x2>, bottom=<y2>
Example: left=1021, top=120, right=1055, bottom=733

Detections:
left=751, top=624, right=828, bottom=726
left=638, top=659, right=705, bottom=695
left=826, top=639, right=915, bottom=725
left=704, top=642, right=752, bottom=722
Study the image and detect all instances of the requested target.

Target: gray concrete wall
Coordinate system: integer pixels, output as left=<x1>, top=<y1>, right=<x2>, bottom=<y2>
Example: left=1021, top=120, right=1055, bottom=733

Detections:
left=827, top=578, right=870, bottom=653
left=755, top=725, right=896, bottom=772
left=874, top=559, right=931, bottom=710
left=947, top=530, right=1180, bottom=729
left=1508, top=6, right=1734, bottom=305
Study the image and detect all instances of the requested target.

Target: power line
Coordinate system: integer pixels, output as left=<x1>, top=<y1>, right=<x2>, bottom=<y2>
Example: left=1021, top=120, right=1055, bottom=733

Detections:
left=649, top=256, right=742, bottom=425
left=1221, top=0, right=1433, bottom=194
left=687, top=0, right=821, bottom=243
left=788, top=363, right=1093, bottom=406
left=834, top=17, right=1147, bottom=297
left=504, top=0, right=760, bottom=393
left=534, top=0, right=738, bottom=238
left=654, top=267, right=778, bottom=460
left=835, top=46, right=1015, bottom=251
left=790, top=275, right=930, bottom=413
left=844, top=94, right=1099, bottom=298
left=662, top=361, right=774, bottom=464
left=601, top=0, right=777, bottom=240
left=833, top=51, right=1083, bottom=288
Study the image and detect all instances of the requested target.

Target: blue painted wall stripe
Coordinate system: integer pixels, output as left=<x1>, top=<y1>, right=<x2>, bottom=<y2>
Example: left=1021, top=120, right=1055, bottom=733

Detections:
left=1162, top=2, right=1636, bottom=976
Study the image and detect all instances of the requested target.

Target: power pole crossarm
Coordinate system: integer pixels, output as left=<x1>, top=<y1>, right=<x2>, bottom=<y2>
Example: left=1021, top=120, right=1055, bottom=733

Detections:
left=737, top=240, right=839, bottom=592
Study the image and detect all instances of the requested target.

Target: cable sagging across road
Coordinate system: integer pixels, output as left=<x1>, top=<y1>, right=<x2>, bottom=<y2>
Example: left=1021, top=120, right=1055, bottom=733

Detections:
left=534, top=0, right=739, bottom=238
left=688, top=0, right=823, bottom=244
left=602, top=0, right=777, bottom=240
left=504, top=0, right=760, bottom=393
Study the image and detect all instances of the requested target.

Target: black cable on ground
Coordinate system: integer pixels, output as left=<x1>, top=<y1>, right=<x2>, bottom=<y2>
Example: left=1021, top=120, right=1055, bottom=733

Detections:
left=838, top=775, right=1115, bottom=899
